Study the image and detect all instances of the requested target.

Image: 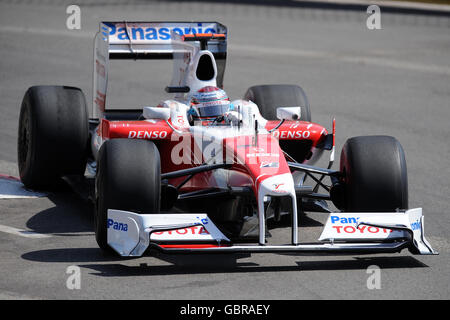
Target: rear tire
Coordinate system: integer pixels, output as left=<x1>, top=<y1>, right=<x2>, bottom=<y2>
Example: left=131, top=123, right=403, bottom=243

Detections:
left=17, top=86, right=88, bottom=189
left=244, top=84, right=312, bottom=162
left=339, top=135, right=408, bottom=212
left=95, top=138, right=161, bottom=252
left=244, top=84, right=311, bottom=122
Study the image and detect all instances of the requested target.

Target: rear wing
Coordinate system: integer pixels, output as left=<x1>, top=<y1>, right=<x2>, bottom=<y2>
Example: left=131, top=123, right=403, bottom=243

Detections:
left=93, top=21, right=227, bottom=118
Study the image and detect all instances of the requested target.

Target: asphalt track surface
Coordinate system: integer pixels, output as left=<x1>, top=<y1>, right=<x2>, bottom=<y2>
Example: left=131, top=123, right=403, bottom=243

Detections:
left=0, top=0, right=449, bottom=300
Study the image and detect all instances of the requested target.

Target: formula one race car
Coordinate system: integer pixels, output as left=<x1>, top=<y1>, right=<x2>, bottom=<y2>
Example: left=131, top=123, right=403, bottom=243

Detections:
left=17, top=21, right=437, bottom=257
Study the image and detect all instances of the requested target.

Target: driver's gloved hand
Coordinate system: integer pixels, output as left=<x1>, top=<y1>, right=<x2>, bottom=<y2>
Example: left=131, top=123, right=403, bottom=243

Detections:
left=224, top=111, right=242, bottom=126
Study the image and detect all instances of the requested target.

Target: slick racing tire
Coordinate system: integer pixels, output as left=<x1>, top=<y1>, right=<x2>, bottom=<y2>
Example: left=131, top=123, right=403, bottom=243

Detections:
left=17, top=86, right=89, bottom=189
left=244, top=84, right=311, bottom=122
left=244, top=84, right=312, bottom=162
left=95, top=138, right=161, bottom=252
left=339, top=135, right=408, bottom=212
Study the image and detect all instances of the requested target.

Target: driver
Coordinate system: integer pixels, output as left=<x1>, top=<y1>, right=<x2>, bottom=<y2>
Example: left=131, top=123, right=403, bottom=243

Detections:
left=187, top=86, right=240, bottom=125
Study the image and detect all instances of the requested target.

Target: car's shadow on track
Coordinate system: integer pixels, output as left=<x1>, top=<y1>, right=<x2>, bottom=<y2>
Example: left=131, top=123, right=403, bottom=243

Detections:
left=22, top=246, right=429, bottom=276
left=76, top=254, right=429, bottom=277
left=25, top=187, right=94, bottom=236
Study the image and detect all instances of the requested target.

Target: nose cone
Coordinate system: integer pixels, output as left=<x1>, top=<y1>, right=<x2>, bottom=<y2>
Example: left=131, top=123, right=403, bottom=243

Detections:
left=256, top=172, right=298, bottom=246
left=257, top=173, right=296, bottom=199
left=223, top=132, right=298, bottom=245
left=224, top=133, right=292, bottom=192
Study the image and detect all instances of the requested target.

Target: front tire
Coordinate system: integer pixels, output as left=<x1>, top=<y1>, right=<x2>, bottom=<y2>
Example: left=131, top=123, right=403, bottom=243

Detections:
left=339, top=135, right=408, bottom=212
left=95, top=138, right=161, bottom=252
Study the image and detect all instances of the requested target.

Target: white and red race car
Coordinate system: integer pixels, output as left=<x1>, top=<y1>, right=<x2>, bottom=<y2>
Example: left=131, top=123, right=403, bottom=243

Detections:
left=17, top=21, right=437, bottom=257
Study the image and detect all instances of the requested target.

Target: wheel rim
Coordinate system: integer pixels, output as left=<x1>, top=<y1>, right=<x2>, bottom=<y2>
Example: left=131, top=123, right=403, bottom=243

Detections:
left=18, top=106, right=30, bottom=174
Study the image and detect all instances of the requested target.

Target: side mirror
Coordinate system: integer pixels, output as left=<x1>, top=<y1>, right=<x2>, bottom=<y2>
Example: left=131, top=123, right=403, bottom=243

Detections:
left=276, top=106, right=301, bottom=121
left=143, top=107, right=170, bottom=120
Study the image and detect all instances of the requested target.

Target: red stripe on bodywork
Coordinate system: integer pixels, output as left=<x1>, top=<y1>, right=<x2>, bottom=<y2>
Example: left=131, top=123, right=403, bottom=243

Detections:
left=100, top=120, right=174, bottom=140
left=158, top=244, right=231, bottom=249
left=265, top=120, right=328, bottom=147
left=223, top=133, right=290, bottom=193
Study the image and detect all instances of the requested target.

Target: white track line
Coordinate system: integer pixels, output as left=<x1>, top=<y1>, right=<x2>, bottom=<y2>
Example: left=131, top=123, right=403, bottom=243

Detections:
left=0, top=224, right=51, bottom=238
left=0, top=175, right=47, bottom=199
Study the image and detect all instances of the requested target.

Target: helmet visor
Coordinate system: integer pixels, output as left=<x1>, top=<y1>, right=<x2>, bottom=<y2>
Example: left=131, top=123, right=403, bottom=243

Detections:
left=194, top=101, right=230, bottom=118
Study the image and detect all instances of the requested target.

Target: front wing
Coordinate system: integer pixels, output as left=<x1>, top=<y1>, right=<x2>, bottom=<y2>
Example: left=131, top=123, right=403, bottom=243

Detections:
left=106, top=208, right=437, bottom=257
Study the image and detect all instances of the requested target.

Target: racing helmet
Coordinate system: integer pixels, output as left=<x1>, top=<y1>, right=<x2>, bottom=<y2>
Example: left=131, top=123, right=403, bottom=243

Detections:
left=188, top=86, right=232, bottom=121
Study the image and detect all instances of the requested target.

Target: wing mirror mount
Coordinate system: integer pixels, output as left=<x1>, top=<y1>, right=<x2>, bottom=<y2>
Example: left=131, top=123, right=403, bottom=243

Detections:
left=143, top=107, right=171, bottom=120
left=268, top=106, right=302, bottom=133
left=276, top=106, right=301, bottom=121
left=143, top=107, right=184, bottom=134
